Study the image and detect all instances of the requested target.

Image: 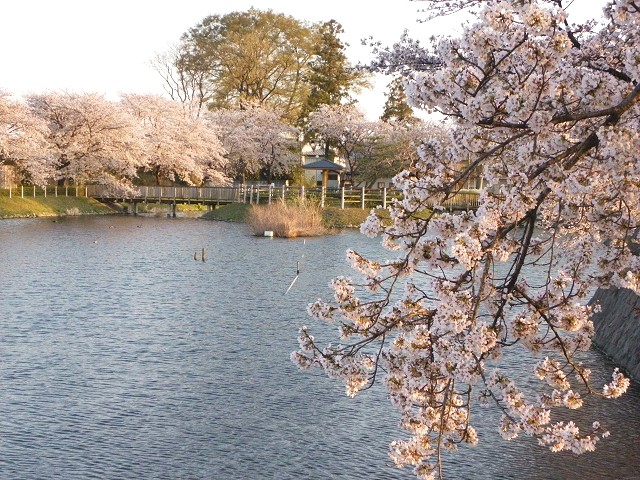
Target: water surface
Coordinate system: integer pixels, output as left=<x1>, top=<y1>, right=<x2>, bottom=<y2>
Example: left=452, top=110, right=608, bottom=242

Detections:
left=0, top=216, right=638, bottom=479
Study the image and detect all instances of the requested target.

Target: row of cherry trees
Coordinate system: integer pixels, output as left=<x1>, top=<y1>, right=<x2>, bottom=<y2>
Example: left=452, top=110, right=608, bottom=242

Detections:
left=1, top=91, right=228, bottom=190
left=1, top=89, right=440, bottom=190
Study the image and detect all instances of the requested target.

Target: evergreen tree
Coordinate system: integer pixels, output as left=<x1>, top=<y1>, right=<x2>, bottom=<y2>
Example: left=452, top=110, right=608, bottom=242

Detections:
left=299, top=20, right=369, bottom=142
left=380, top=77, right=416, bottom=124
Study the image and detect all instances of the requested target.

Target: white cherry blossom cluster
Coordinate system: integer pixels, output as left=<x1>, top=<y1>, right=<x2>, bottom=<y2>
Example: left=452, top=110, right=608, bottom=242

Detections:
left=293, top=1, right=637, bottom=478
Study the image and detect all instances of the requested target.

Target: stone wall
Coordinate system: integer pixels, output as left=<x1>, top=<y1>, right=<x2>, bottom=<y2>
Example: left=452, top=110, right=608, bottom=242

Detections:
left=590, top=287, right=640, bottom=381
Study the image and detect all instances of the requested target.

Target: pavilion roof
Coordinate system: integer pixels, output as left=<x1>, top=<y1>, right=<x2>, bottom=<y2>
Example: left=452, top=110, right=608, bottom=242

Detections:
left=301, top=159, right=345, bottom=171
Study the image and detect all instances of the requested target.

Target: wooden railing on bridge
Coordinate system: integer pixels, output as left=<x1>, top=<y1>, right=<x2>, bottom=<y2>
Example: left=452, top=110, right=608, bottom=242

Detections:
left=4, top=184, right=482, bottom=211
left=86, top=185, right=243, bottom=205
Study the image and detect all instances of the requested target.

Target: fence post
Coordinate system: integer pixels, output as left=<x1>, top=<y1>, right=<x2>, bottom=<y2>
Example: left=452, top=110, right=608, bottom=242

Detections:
left=382, top=187, right=387, bottom=209
left=257, top=188, right=260, bottom=205
left=9, top=186, right=11, bottom=199
left=21, top=185, right=24, bottom=198
left=321, top=186, right=325, bottom=208
left=33, top=186, right=36, bottom=198
left=268, top=185, right=272, bottom=205
left=281, top=185, right=286, bottom=202
left=44, top=186, right=47, bottom=198
left=301, top=186, right=305, bottom=202
left=55, top=185, right=58, bottom=197
left=361, top=187, right=365, bottom=210
left=65, top=186, right=68, bottom=197
left=341, top=187, right=345, bottom=209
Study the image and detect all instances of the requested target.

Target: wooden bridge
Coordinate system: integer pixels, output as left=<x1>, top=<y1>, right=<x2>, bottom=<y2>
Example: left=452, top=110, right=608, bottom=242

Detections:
left=86, top=184, right=482, bottom=214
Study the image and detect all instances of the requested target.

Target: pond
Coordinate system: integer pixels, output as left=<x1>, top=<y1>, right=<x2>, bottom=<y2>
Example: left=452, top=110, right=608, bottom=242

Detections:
left=0, top=216, right=638, bottom=479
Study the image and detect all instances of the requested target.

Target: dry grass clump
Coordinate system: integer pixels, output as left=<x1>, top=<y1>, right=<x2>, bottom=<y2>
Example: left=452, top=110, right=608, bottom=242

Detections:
left=246, top=200, right=326, bottom=238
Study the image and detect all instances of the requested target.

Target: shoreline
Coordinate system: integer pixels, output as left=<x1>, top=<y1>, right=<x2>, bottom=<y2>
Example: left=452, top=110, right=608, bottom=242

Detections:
left=0, top=199, right=371, bottom=230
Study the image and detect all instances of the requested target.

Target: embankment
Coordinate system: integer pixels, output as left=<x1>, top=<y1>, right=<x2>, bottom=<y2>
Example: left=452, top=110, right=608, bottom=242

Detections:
left=591, top=287, right=640, bottom=381
left=0, top=196, right=118, bottom=219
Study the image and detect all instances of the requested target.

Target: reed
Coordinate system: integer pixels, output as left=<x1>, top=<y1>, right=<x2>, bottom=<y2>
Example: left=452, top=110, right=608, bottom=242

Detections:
left=246, top=200, right=326, bottom=238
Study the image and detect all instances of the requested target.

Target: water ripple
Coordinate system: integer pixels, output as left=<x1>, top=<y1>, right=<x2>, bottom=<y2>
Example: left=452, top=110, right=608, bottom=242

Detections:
left=0, top=217, right=638, bottom=479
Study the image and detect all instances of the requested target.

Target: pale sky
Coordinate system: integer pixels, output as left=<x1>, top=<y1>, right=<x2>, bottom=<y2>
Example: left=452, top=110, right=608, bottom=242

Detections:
left=0, top=1, right=605, bottom=119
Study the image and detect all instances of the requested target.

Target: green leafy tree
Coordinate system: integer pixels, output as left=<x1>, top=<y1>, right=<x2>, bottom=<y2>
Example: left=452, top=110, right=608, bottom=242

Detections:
left=158, top=12, right=368, bottom=129
left=177, top=9, right=315, bottom=123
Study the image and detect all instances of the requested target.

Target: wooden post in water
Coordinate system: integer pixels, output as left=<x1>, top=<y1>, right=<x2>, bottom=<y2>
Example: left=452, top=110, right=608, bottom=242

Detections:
left=202, top=247, right=207, bottom=262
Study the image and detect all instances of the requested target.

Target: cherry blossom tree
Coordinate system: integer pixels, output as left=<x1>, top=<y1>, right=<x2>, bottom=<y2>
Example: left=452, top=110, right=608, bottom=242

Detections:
left=26, top=92, right=144, bottom=189
left=293, top=1, right=638, bottom=478
left=0, top=91, right=54, bottom=185
left=210, top=104, right=299, bottom=183
left=121, top=94, right=228, bottom=186
left=308, top=103, right=390, bottom=183
left=358, top=120, right=448, bottom=187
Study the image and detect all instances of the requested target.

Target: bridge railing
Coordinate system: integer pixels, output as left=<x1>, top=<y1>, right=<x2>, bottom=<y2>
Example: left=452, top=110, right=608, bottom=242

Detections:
left=87, top=185, right=243, bottom=203
left=84, top=184, right=482, bottom=211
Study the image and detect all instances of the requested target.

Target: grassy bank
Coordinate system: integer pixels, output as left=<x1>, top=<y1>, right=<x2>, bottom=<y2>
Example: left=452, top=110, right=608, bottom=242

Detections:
left=0, top=196, right=118, bottom=219
left=202, top=203, right=251, bottom=222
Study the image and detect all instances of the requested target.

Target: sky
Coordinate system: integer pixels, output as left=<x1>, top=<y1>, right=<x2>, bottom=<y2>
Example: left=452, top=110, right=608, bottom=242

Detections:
left=0, top=0, right=605, bottom=120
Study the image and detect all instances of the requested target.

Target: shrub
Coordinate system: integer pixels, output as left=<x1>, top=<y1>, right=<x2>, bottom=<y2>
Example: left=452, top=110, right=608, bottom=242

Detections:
left=246, top=200, right=326, bottom=238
